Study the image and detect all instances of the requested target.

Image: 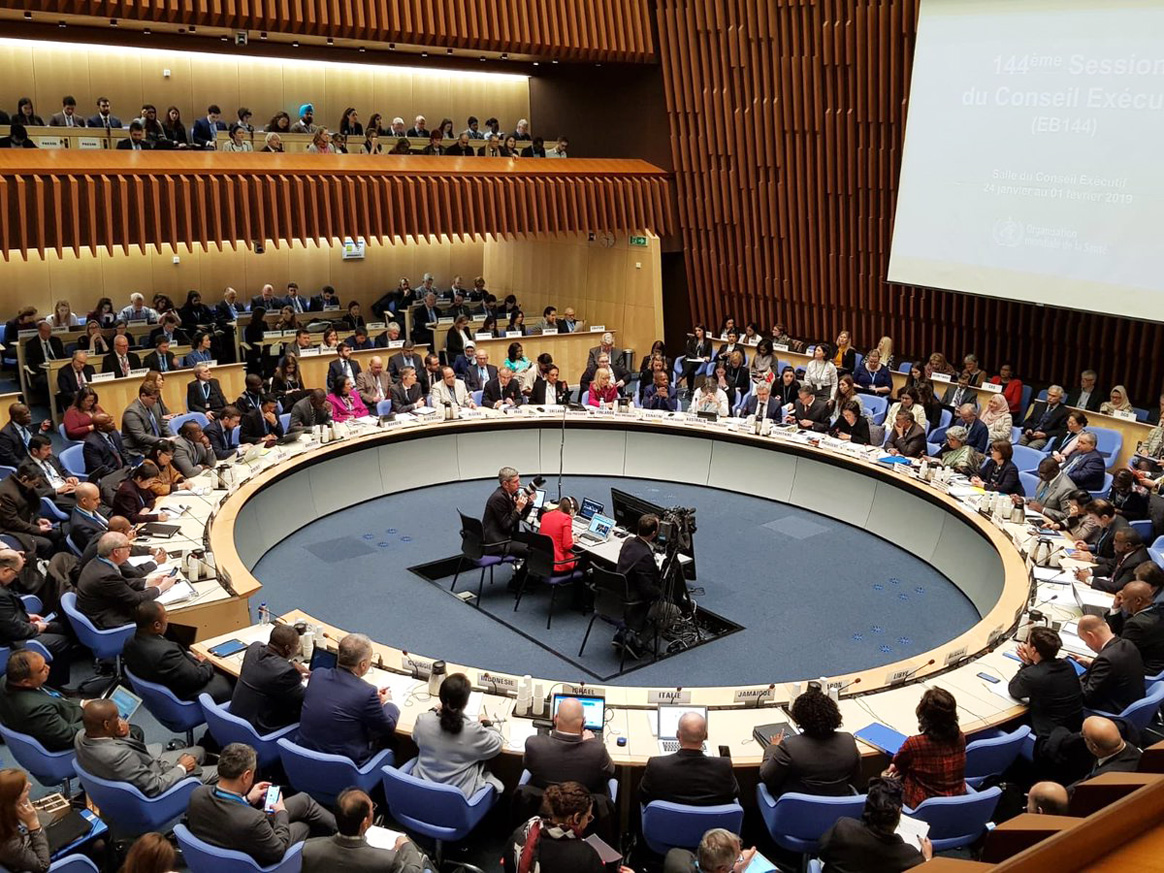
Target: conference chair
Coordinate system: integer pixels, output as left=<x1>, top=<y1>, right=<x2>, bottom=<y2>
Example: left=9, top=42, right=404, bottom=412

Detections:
left=1129, top=519, right=1155, bottom=541
left=276, top=736, right=394, bottom=806
left=965, top=725, right=1032, bottom=788
left=380, top=758, right=498, bottom=872
left=905, top=786, right=1003, bottom=852
left=0, top=636, right=50, bottom=673
left=1019, top=384, right=1033, bottom=417
left=27, top=854, right=101, bottom=873
left=756, top=786, right=866, bottom=867
left=124, top=668, right=205, bottom=746
left=0, top=722, right=76, bottom=795
left=1089, top=472, right=1114, bottom=501
left=862, top=395, right=889, bottom=426
left=65, top=532, right=85, bottom=558
left=1019, top=471, right=1040, bottom=500
left=512, top=533, right=585, bottom=628
left=60, top=444, right=87, bottom=477
left=1089, top=425, right=1123, bottom=465
left=198, top=695, right=298, bottom=770
left=170, top=411, right=210, bottom=432
left=640, top=800, right=745, bottom=856
left=451, top=510, right=517, bottom=606
left=1084, top=680, right=1164, bottom=732
left=1011, top=444, right=1046, bottom=473
left=174, top=824, right=305, bottom=873
left=1135, top=406, right=1151, bottom=423
left=0, top=465, right=15, bottom=480
left=40, top=496, right=69, bottom=522
left=578, top=566, right=658, bottom=672
left=57, top=423, right=80, bottom=444
left=61, top=591, right=134, bottom=671
left=73, top=760, right=199, bottom=836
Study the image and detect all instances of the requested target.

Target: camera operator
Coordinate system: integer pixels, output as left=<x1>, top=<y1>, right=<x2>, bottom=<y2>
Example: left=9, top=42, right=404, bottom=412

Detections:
left=614, top=513, right=665, bottom=660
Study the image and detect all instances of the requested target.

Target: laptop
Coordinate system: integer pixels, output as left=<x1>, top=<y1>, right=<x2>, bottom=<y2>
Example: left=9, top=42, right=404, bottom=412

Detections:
left=578, top=497, right=604, bottom=522
left=551, top=693, right=607, bottom=738
left=309, top=647, right=338, bottom=671
left=657, top=704, right=708, bottom=755
left=102, top=684, right=143, bottom=720
left=578, top=513, right=615, bottom=545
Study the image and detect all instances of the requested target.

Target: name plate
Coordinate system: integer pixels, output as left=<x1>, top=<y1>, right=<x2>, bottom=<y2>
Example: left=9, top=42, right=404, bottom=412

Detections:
left=590, top=325, right=607, bottom=332
left=477, top=672, right=518, bottom=692
left=322, top=303, right=341, bottom=311
left=318, top=348, right=338, bottom=356
left=299, top=347, right=320, bottom=356
left=90, top=371, right=115, bottom=382
left=773, top=343, right=790, bottom=352
left=1110, top=409, right=1138, bottom=422
left=980, top=382, right=1002, bottom=393
left=77, top=137, right=103, bottom=149
left=206, top=360, right=219, bottom=367
left=438, top=317, right=455, bottom=324
left=387, top=340, right=405, bottom=349
left=647, top=689, right=692, bottom=705
left=541, top=328, right=558, bottom=336
left=943, top=646, right=969, bottom=666
left=733, top=687, right=773, bottom=703
left=560, top=683, right=600, bottom=697
left=930, top=372, right=952, bottom=383
left=51, top=325, right=71, bottom=333
left=475, top=332, right=494, bottom=341
left=505, top=330, right=523, bottom=338
left=36, top=136, right=65, bottom=149
left=128, top=368, right=149, bottom=377
left=400, top=654, right=434, bottom=677
left=746, top=337, right=760, bottom=346
left=885, top=667, right=916, bottom=685
left=17, top=330, right=37, bottom=338
left=128, top=319, right=149, bottom=326
left=367, top=322, right=386, bottom=330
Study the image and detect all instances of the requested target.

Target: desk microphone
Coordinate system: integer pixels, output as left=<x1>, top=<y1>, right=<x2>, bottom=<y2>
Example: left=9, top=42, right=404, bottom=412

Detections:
left=830, top=676, right=862, bottom=695
left=753, top=683, right=776, bottom=709
left=894, top=659, right=937, bottom=684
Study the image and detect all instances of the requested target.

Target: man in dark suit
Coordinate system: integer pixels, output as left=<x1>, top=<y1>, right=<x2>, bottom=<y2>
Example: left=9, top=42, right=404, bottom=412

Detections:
left=115, top=122, right=153, bottom=150
left=523, top=697, right=616, bottom=792
left=0, top=650, right=83, bottom=751
left=83, top=414, right=128, bottom=480
left=1061, top=433, right=1107, bottom=491
left=1107, top=580, right=1164, bottom=676
left=786, top=385, right=830, bottom=432
left=239, top=396, right=284, bottom=446
left=1075, top=500, right=1131, bottom=570
left=289, top=391, right=333, bottom=431
left=1075, top=615, right=1144, bottom=714
left=204, top=407, right=241, bottom=459
left=297, top=633, right=400, bottom=766
left=216, top=288, right=247, bottom=322
left=389, top=368, right=425, bottom=414
left=69, top=483, right=109, bottom=553
left=186, top=364, right=228, bottom=419
left=411, top=293, right=442, bottom=347
left=462, top=350, right=498, bottom=393
left=302, top=788, right=429, bottom=873
left=103, top=335, right=141, bottom=378
left=0, top=463, right=59, bottom=557
left=1066, top=370, right=1104, bottom=412
left=742, top=382, right=782, bottom=421
left=884, top=410, right=928, bottom=458
left=1081, top=529, right=1149, bottom=593
left=56, top=351, right=95, bottom=408
left=310, top=284, right=341, bottom=312
left=0, top=403, right=46, bottom=468
left=190, top=104, right=227, bottom=148
left=1077, top=716, right=1142, bottom=783
left=26, top=435, right=79, bottom=512
left=941, top=374, right=979, bottom=412
left=75, top=531, right=175, bottom=629
left=326, top=343, right=362, bottom=393
left=482, top=366, right=523, bottom=409
left=615, top=514, right=666, bottom=659
left=1020, top=384, right=1071, bottom=449
left=1009, top=626, right=1085, bottom=743
left=123, top=601, right=233, bottom=703
left=230, top=624, right=308, bottom=735
left=249, top=283, right=285, bottom=313
left=142, top=337, right=177, bottom=373
left=148, top=314, right=187, bottom=348
left=88, top=97, right=123, bottom=130
left=187, top=742, right=336, bottom=866
left=387, top=343, right=423, bottom=382
left=639, top=710, right=738, bottom=807
left=0, top=549, right=71, bottom=687
left=953, top=404, right=990, bottom=453
left=24, top=322, right=66, bottom=401
left=587, top=333, right=617, bottom=371
left=235, top=374, right=265, bottom=416
left=49, top=96, right=86, bottom=128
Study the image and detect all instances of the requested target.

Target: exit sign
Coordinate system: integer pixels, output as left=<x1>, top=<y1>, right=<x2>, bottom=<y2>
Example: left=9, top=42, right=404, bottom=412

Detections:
left=628, top=235, right=648, bottom=247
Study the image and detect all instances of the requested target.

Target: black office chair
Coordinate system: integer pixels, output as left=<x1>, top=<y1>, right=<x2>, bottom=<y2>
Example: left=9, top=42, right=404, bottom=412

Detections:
left=451, top=510, right=517, bottom=607
left=578, top=566, right=657, bottom=672
left=513, top=533, right=585, bottom=629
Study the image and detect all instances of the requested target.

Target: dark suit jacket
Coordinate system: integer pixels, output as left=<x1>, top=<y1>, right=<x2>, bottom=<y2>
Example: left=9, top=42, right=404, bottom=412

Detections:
left=115, top=139, right=153, bottom=150
left=818, top=817, right=924, bottom=873
left=191, top=117, right=227, bottom=147
left=389, top=382, right=424, bottom=415
left=0, top=421, right=30, bottom=468
left=885, top=423, right=927, bottom=458
left=1067, top=387, right=1105, bottom=412
left=980, top=459, right=1022, bottom=496
left=230, top=642, right=306, bottom=735
left=56, top=364, right=95, bottom=401
left=1024, top=400, right=1071, bottom=442
left=387, top=353, right=424, bottom=382
left=0, top=476, right=42, bottom=538
left=142, top=350, right=177, bottom=372
left=1007, top=658, right=1084, bottom=738
left=186, top=378, right=227, bottom=416
left=327, top=357, right=363, bottom=393
left=239, top=408, right=285, bottom=445
left=289, top=397, right=332, bottom=431
left=0, top=679, right=84, bottom=751
left=83, top=430, right=127, bottom=479
left=959, top=417, right=990, bottom=453
left=411, top=306, right=442, bottom=345
left=69, top=507, right=109, bottom=553
left=463, top=363, right=498, bottom=393
left=1087, top=743, right=1143, bottom=780
left=616, top=536, right=663, bottom=603
left=25, top=335, right=66, bottom=371
left=530, top=377, right=568, bottom=405
left=482, top=377, right=522, bottom=408
left=1064, top=449, right=1107, bottom=492
left=1082, top=637, right=1145, bottom=714
left=0, top=585, right=38, bottom=645
left=216, top=301, right=247, bottom=322
left=102, top=350, right=142, bottom=378
left=123, top=631, right=218, bottom=701
left=792, top=398, right=830, bottom=432
left=297, top=667, right=400, bottom=765
left=186, top=785, right=297, bottom=867
left=759, top=732, right=862, bottom=798
left=1091, top=546, right=1150, bottom=594
left=1109, top=604, right=1164, bottom=676
left=1090, top=516, right=1132, bottom=570
left=638, top=748, right=738, bottom=806
left=75, top=556, right=160, bottom=629
left=302, top=834, right=427, bottom=873
left=483, top=485, right=523, bottom=553
left=203, top=420, right=236, bottom=459
left=88, top=114, right=123, bottom=129
left=523, top=730, right=616, bottom=792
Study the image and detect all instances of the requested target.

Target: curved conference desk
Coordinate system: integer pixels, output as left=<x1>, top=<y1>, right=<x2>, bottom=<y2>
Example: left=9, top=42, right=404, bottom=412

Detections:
left=178, top=409, right=1051, bottom=774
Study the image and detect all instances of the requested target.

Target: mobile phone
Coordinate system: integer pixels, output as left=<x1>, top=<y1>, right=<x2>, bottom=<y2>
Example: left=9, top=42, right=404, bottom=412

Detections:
left=718, top=745, right=732, bottom=759
left=208, top=639, right=247, bottom=658
left=263, top=785, right=281, bottom=812
left=978, top=672, right=1000, bottom=684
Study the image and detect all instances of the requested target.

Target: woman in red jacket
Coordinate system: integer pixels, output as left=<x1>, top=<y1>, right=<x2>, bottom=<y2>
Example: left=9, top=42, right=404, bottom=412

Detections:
left=538, top=496, right=578, bottom=573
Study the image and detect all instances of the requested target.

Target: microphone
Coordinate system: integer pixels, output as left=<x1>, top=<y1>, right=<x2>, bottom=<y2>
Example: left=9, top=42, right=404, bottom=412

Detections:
left=893, top=659, right=937, bottom=684
left=753, top=683, right=776, bottom=709
left=830, top=676, right=862, bottom=695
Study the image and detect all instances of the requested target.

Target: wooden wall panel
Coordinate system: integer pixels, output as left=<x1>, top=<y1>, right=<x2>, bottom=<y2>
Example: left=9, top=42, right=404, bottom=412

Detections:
left=657, top=0, right=1164, bottom=402
left=0, top=0, right=655, bottom=62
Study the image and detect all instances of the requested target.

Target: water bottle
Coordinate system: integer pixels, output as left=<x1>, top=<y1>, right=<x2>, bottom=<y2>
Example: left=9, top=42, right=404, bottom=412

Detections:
left=259, top=602, right=269, bottom=625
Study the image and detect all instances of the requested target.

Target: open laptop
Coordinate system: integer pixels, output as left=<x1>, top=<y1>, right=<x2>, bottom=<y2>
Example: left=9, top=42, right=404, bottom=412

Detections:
left=578, top=497, right=604, bottom=522
left=657, top=704, right=709, bottom=754
left=551, top=693, right=606, bottom=738
left=577, top=513, right=615, bottom=545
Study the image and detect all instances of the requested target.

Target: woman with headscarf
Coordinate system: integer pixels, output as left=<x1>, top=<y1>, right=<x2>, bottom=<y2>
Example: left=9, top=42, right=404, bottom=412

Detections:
left=1100, top=385, right=1134, bottom=416
left=980, top=392, right=1014, bottom=445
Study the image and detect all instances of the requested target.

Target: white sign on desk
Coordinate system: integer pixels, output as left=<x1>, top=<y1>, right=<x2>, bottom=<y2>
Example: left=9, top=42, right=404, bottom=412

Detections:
left=541, top=328, right=558, bottom=336
left=980, top=382, right=1002, bottom=394
left=77, top=137, right=103, bottom=149
left=1109, top=409, right=1138, bottom=422
left=387, top=340, right=405, bottom=349
left=589, top=325, right=607, bottom=332
left=299, top=347, right=320, bottom=356
left=475, top=333, right=494, bottom=341
left=773, top=343, right=790, bottom=352
left=51, top=325, right=70, bottom=333
left=400, top=653, right=434, bottom=677
left=561, top=683, right=601, bottom=697
left=930, top=372, right=952, bottom=383
left=647, top=689, right=692, bottom=705
left=128, top=368, right=149, bottom=377
left=478, top=672, right=518, bottom=693
left=505, top=330, right=523, bottom=339
left=91, top=371, right=115, bottom=383
left=943, top=645, right=969, bottom=666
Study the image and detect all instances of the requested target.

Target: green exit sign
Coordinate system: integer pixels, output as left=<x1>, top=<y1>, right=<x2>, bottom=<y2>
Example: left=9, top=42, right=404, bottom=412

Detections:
left=628, top=235, right=648, bottom=247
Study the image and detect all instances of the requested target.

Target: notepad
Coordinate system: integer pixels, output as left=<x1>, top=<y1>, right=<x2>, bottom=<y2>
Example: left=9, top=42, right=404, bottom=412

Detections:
left=896, top=815, right=931, bottom=852
left=855, top=723, right=908, bottom=755
left=365, top=825, right=408, bottom=850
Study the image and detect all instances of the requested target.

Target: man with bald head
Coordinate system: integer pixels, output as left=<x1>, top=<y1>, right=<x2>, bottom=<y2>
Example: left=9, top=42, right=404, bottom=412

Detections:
left=123, top=601, right=233, bottom=703
left=523, top=697, right=615, bottom=792
left=639, top=711, right=738, bottom=807
left=1079, top=715, right=1142, bottom=782
left=76, top=531, right=174, bottom=629
left=73, top=697, right=213, bottom=796
left=1106, top=579, right=1164, bottom=676
left=79, top=516, right=164, bottom=575
left=69, top=482, right=109, bottom=552
left=1074, top=614, right=1144, bottom=714
left=1026, top=781, right=1069, bottom=815
left=0, top=548, right=71, bottom=686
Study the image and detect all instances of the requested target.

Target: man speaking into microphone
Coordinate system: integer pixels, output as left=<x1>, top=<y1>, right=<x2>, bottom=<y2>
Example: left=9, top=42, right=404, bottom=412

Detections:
left=483, top=466, right=540, bottom=591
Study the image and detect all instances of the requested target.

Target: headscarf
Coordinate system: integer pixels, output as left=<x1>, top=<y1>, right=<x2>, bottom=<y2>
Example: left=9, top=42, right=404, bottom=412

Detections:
left=981, top=393, right=1010, bottom=425
left=1106, top=385, right=1133, bottom=413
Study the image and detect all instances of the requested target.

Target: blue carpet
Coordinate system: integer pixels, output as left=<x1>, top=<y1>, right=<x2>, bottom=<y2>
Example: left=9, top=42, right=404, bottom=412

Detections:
left=252, top=476, right=979, bottom=686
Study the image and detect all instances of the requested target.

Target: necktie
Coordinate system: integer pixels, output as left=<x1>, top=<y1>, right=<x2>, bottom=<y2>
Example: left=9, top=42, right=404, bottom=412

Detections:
left=293, top=297, right=302, bottom=313
left=120, top=356, right=129, bottom=376
left=203, top=382, right=210, bottom=400
left=44, top=341, right=54, bottom=361
left=76, top=369, right=85, bottom=389
left=66, top=116, right=73, bottom=127
left=479, top=367, right=487, bottom=384
left=18, top=426, right=30, bottom=448
left=105, top=434, right=122, bottom=466
left=149, top=412, right=159, bottom=436
left=159, top=356, right=167, bottom=372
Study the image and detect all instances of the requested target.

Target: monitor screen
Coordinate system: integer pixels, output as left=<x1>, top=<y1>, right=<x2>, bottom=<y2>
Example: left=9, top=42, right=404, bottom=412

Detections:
left=588, top=514, right=615, bottom=539
left=310, top=647, right=338, bottom=671
left=610, top=487, right=664, bottom=533
left=656, top=704, right=707, bottom=739
left=579, top=497, right=604, bottom=520
left=552, top=694, right=606, bottom=731
left=531, top=489, right=546, bottom=510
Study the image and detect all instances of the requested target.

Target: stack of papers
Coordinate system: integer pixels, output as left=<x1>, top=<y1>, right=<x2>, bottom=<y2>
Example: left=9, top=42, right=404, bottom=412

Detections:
left=896, top=815, right=931, bottom=851
left=365, top=825, right=408, bottom=850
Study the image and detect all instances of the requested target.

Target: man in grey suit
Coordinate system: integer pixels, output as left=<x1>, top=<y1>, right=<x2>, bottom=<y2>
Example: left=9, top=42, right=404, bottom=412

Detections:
left=302, top=788, right=429, bottom=873
left=74, top=699, right=213, bottom=796
left=187, top=743, right=336, bottom=866
left=48, top=96, right=87, bottom=128
left=353, top=356, right=393, bottom=410
left=121, top=385, right=172, bottom=459
left=172, top=420, right=217, bottom=478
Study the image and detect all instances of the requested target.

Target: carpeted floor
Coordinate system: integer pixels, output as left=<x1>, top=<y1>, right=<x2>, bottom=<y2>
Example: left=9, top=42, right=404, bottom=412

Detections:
left=252, top=476, right=979, bottom=686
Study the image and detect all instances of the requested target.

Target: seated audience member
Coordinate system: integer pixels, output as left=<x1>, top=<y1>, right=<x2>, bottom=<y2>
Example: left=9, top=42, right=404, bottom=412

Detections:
left=691, top=379, right=730, bottom=417
left=1074, top=614, right=1145, bottom=714
left=56, top=351, right=95, bottom=409
left=123, top=601, right=233, bottom=703
left=79, top=516, right=162, bottom=573
left=0, top=463, right=61, bottom=557
left=829, top=374, right=862, bottom=417
left=1106, top=579, right=1164, bottom=676
left=1078, top=529, right=1149, bottom=593
left=1009, top=627, right=1085, bottom=745
left=760, top=684, right=861, bottom=798
left=942, top=372, right=978, bottom=411
left=1100, top=385, right=1134, bottom=417
left=787, top=385, right=829, bottom=432
left=855, top=348, right=893, bottom=395
left=412, top=673, right=504, bottom=795
left=936, top=426, right=983, bottom=476
left=0, top=650, right=82, bottom=751
left=1066, top=369, right=1103, bottom=411
left=1060, top=432, right=1106, bottom=491
left=663, top=828, right=758, bottom=873
left=431, top=366, right=477, bottom=410
left=76, top=531, right=175, bottom=628
left=68, top=482, right=108, bottom=552
left=1025, top=457, right=1075, bottom=522
left=1020, top=384, right=1070, bottom=449
left=885, top=410, right=927, bottom=458
left=1072, top=499, right=1132, bottom=568
left=326, top=343, right=362, bottom=393
left=639, top=711, right=738, bottom=806
left=1077, top=715, right=1142, bottom=783
left=103, top=334, right=142, bottom=379
left=531, top=363, right=570, bottom=405
left=640, top=371, right=678, bottom=411
left=327, top=377, right=369, bottom=423
left=486, top=365, right=525, bottom=409
left=63, top=386, right=105, bottom=440
left=972, top=439, right=1022, bottom=495
left=74, top=698, right=213, bottom=795
left=0, top=768, right=55, bottom=873
left=580, top=352, right=629, bottom=397
left=142, top=338, right=177, bottom=373
left=817, top=777, right=931, bottom=873
left=354, top=356, right=393, bottom=409
left=522, top=696, right=615, bottom=796
left=1108, top=469, right=1149, bottom=521
left=981, top=393, right=1013, bottom=444
left=121, top=385, right=172, bottom=460
left=111, top=461, right=170, bottom=524
left=240, top=395, right=285, bottom=446
left=298, top=633, right=399, bottom=765
left=187, top=364, right=227, bottom=418
left=236, top=374, right=265, bottom=415
left=886, top=387, right=927, bottom=431
left=144, top=440, right=189, bottom=497
left=26, top=435, right=79, bottom=510
left=504, top=783, right=610, bottom=873
left=1027, top=781, right=1070, bottom=815
left=302, top=787, right=430, bottom=873
left=830, top=401, right=871, bottom=445
left=290, top=389, right=333, bottom=430
left=230, top=623, right=308, bottom=735
left=887, top=688, right=965, bottom=808
left=172, top=420, right=217, bottom=477
left=204, top=406, right=241, bottom=459
left=0, top=404, right=43, bottom=468
left=989, top=363, right=1025, bottom=416
left=1046, top=489, right=1102, bottom=543
left=953, top=403, right=989, bottom=453
left=0, top=549, right=70, bottom=687
left=187, top=743, right=336, bottom=866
